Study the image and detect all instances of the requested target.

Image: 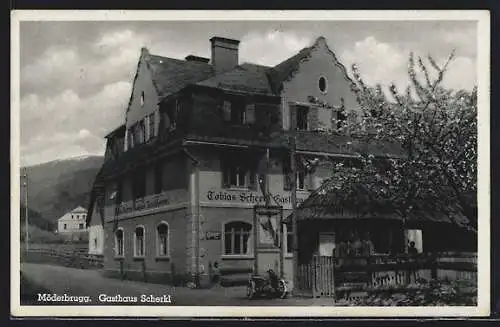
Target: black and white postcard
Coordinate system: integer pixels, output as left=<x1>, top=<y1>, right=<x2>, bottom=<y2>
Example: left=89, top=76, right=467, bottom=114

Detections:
left=10, top=10, right=491, bottom=317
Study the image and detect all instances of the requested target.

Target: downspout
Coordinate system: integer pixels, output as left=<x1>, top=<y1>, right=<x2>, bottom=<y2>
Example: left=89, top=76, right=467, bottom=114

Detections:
left=183, top=148, right=201, bottom=287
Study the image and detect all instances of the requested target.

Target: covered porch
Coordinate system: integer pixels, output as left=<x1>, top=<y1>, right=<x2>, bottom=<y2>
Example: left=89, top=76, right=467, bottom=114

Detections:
left=288, top=184, right=477, bottom=299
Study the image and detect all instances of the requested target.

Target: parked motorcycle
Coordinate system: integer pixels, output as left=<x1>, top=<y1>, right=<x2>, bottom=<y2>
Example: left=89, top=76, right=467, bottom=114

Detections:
left=246, top=269, right=289, bottom=299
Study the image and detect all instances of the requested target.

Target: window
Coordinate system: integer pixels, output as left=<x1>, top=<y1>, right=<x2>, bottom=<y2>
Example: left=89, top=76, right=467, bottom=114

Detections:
left=148, top=113, right=155, bottom=139
left=71, top=215, right=74, bottom=219
left=134, top=226, right=145, bottom=257
left=139, top=121, right=146, bottom=143
left=297, top=171, right=306, bottom=190
left=171, top=101, right=179, bottom=131
left=115, top=228, right=124, bottom=257
left=222, top=98, right=249, bottom=125
left=245, top=104, right=256, bottom=124
left=224, top=221, right=252, bottom=255
left=319, top=76, right=328, bottom=94
left=156, top=222, right=169, bottom=257
left=94, top=238, right=98, bottom=249
left=296, top=106, right=309, bottom=131
left=133, top=121, right=145, bottom=145
left=79, top=223, right=84, bottom=230
left=222, top=160, right=256, bottom=189
left=63, top=224, right=67, bottom=230
left=140, top=91, right=145, bottom=107
left=76, top=215, right=79, bottom=219
left=285, top=224, right=293, bottom=255
left=335, top=109, right=347, bottom=130
left=127, top=128, right=134, bottom=149
left=231, top=99, right=246, bottom=124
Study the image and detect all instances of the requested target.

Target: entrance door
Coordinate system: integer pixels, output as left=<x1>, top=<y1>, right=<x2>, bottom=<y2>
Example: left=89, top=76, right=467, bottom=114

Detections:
left=313, top=233, right=336, bottom=298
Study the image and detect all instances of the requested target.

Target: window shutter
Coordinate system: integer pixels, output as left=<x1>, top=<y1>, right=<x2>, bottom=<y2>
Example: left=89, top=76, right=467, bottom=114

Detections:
left=308, top=106, right=319, bottom=131
left=245, top=104, right=256, bottom=124
left=222, top=101, right=232, bottom=122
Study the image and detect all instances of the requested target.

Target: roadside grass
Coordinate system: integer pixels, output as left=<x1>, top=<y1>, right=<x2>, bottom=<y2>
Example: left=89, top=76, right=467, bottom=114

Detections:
left=20, top=272, right=52, bottom=305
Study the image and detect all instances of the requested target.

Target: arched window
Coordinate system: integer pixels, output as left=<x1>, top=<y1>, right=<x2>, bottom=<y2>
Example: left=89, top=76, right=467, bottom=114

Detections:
left=140, top=91, right=145, bottom=107
left=134, top=226, right=145, bottom=257
left=115, top=228, right=124, bottom=257
left=156, top=222, right=169, bottom=257
left=223, top=221, right=252, bottom=255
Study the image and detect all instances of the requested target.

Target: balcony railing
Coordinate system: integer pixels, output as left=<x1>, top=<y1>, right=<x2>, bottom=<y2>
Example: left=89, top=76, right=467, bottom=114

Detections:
left=106, top=191, right=172, bottom=218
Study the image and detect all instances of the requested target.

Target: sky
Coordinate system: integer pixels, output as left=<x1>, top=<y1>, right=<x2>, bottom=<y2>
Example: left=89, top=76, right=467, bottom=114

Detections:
left=17, top=19, right=478, bottom=166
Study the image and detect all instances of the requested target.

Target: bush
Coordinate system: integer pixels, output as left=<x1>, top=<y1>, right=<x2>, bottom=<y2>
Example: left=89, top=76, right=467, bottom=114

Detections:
left=337, top=279, right=477, bottom=306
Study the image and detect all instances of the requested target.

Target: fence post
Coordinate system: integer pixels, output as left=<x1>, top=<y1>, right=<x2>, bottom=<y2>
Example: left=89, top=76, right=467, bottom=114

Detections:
left=431, top=253, right=438, bottom=280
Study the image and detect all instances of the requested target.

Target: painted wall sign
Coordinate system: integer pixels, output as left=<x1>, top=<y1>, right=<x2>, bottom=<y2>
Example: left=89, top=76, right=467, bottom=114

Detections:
left=203, top=231, right=222, bottom=240
left=205, top=190, right=307, bottom=206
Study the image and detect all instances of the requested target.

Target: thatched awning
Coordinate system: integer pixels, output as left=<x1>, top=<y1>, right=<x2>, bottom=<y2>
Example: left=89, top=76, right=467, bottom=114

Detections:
left=286, top=177, right=472, bottom=230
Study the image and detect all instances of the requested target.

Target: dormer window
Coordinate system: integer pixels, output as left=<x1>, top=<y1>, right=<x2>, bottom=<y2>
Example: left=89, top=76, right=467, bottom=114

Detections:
left=140, top=91, right=145, bottom=107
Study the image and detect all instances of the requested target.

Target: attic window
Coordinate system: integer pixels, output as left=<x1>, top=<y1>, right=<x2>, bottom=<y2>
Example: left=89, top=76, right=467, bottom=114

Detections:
left=140, top=92, right=145, bottom=107
left=319, top=76, right=328, bottom=94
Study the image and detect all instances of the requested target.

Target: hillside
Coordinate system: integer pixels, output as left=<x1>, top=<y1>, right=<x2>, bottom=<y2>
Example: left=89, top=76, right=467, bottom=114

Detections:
left=20, top=204, right=54, bottom=231
left=21, top=155, right=104, bottom=222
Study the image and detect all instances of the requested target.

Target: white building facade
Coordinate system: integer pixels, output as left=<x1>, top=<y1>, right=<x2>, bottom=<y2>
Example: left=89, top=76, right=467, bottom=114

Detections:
left=57, top=206, right=88, bottom=241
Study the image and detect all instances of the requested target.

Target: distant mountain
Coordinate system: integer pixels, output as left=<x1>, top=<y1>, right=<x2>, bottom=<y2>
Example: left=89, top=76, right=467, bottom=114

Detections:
left=21, top=155, right=104, bottom=222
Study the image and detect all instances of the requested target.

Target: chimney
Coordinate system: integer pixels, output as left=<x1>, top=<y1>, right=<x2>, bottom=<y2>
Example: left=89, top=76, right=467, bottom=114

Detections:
left=185, top=55, right=210, bottom=63
left=210, top=36, right=240, bottom=74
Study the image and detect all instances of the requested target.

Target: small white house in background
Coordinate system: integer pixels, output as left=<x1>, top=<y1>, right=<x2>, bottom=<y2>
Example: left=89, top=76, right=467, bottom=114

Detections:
left=57, top=206, right=88, bottom=241
left=87, top=199, right=104, bottom=255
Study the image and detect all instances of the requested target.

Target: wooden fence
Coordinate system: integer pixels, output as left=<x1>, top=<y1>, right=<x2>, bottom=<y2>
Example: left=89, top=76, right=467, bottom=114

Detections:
left=296, top=252, right=477, bottom=298
left=21, top=247, right=104, bottom=270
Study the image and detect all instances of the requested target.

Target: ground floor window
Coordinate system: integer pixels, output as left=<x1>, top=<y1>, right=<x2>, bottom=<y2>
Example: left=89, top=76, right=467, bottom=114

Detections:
left=115, top=228, right=124, bottom=257
left=156, top=222, right=169, bottom=257
left=134, top=226, right=145, bottom=257
left=224, top=221, right=252, bottom=255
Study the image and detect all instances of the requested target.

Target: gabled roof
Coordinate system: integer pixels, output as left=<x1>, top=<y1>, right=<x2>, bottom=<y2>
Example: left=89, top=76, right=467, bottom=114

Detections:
left=196, top=63, right=274, bottom=96
left=267, top=36, right=356, bottom=95
left=145, top=53, right=214, bottom=101
left=130, top=36, right=354, bottom=103
left=71, top=206, right=87, bottom=213
left=105, top=124, right=125, bottom=139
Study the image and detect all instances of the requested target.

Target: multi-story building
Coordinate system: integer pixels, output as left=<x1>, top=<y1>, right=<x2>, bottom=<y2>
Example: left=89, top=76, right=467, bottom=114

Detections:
left=57, top=206, right=88, bottom=241
left=86, top=35, right=399, bottom=287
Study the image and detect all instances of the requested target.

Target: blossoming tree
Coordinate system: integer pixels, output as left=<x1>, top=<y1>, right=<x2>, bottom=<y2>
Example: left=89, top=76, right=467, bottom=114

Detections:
left=316, top=51, right=477, bottom=232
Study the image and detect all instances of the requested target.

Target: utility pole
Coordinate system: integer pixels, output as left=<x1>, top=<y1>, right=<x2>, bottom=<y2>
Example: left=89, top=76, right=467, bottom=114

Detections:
left=290, top=119, right=299, bottom=295
left=22, top=168, right=29, bottom=251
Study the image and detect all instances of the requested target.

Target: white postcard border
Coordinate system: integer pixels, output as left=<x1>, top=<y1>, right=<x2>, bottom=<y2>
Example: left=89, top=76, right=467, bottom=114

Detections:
left=10, top=9, right=491, bottom=318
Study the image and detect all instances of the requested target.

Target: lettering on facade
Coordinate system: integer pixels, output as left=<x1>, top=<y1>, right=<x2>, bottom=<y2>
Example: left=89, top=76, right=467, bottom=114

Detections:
left=206, top=190, right=305, bottom=206
left=116, top=194, right=170, bottom=215
left=203, top=231, right=222, bottom=240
